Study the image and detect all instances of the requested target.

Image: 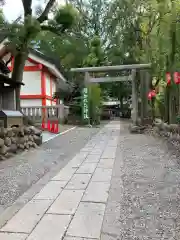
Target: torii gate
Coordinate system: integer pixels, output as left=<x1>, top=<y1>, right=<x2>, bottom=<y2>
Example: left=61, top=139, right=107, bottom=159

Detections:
left=71, top=64, right=151, bottom=126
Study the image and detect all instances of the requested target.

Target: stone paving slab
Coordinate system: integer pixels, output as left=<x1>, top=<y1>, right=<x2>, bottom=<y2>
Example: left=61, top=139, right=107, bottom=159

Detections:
left=101, top=147, right=117, bottom=159
left=48, top=190, right=84, bottom=215
left=91, top=168, right=112, bottom=182
left=85, top=154, right=101, bottom=163
left=1, top=199, right=52, bottom=233
left=76, top=162, right=97, bottom=174
left=67, top=202, right=106, bottom=239
left=97, top=158, right=115, bottom=169
left=33, top=181, right=66, bottom=200
left=67, top=152, right=89, bottom=168
left=27, top=214, right=72, bottom=240
left=82, top=181, right=110, bottom=203
left=0, top=233, right=28, bottom=240
left=52, top=166, right=77, bottom=181
left=90, top=148, right=104, bottom=155
left=65, top=174, right=91, bottom=190
left=80, top=147, right=93, bottom=152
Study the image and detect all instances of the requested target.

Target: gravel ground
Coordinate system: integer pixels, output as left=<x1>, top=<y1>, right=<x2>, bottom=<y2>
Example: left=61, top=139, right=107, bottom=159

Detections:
left=102, top=121, right=180, bottom=240
left=0, top=125, right=102, bottom=215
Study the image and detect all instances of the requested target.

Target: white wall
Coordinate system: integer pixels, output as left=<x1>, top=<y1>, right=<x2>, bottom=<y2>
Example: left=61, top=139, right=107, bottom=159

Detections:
left=21, top=71, right=41, bottom=95
left=21, top=99, right=42, bottom=107
left=52, top=79, right=56, bottom=95
left=45, top=73, right=51, bottom=96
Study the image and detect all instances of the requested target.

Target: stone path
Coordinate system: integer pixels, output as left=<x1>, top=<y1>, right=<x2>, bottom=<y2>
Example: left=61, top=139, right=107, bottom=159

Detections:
left=2, top=120, right=180, bottom=239
left=0, top=121, right=120, bottom=239
left=0, top=126, right=101, bottom=215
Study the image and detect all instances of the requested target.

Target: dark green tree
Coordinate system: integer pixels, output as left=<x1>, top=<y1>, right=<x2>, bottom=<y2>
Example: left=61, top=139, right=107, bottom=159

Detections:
left=4, top=0, right=77, bottom=110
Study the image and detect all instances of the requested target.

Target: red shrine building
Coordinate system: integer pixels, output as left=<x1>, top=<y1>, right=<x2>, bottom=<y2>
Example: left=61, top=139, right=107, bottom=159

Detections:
left=0, top=39, right=67, bottom=108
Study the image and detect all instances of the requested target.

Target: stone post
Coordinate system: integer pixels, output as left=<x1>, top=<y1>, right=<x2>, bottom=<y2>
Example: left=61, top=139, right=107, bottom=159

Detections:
left=131, top=69, right=138, bottom=125
left=140, top=69, right=149, bottom=124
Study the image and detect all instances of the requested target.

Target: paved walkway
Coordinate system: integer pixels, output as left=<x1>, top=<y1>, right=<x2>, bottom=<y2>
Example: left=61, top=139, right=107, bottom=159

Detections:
left=0, top=121, right=120, bottom=239
left=0, top=126, right=101, bottom=215
left=1, top=120, right=180, bottom=239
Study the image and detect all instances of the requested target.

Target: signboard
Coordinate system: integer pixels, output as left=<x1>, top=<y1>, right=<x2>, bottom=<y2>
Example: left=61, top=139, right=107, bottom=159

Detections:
left=82, top=87, right=89, bottom=120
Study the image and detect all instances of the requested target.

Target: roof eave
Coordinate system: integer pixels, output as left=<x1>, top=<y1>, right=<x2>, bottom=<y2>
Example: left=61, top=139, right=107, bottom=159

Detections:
left=28, top=53, right=67, bottom=82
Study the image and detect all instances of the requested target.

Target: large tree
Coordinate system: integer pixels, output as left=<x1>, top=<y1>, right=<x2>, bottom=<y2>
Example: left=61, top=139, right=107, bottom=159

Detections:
left=4, top=0, right=77, bottom=110
left=34, top=0, right=180, bottom=122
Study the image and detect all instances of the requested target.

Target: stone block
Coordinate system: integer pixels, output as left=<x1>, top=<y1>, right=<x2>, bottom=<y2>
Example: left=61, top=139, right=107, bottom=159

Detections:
left=82, top=181, right=110, bottom=203
left=91, top=168, right=112, bottom=182
left=33, top=135, right=42, bottom=146
left=6, top=128, right=13, bottom=137
left=29, top=126, right=42, bottom=136
left=0, top=138, right=4, bottom=147
left=52, top=166, right=77, bottom=181
left=27, top=214, right=71, bottom=240
left=65, top=174, right=91, bottom=190
left=0, top=233, right=28, bottom=240
left=48, top=190, right=84, bottom=215
left=67, top=202, right=105, bottom=239
left=76, top=162, right=97, bottom=174
left=90, top=148, right=103, bottom=155
left=67, top=152, right=89, bottom=168
left=11, top=137, right=17, bottom=144
left=34, top=181, right=67, bottom=200
left=18, top=137, right=26, bottom=145
left=18, top=127, right=25, bottom=137
left=24, top=127, right=31, bottom=135
left=0, top=145, right=9, bottom=155
left=1, top=199, right=52, bottom=233
left=0, top=128, right=7, bottom=138
left=4, top=137, right=11, bottom=147
left=85, top=154, right=101, bottom=163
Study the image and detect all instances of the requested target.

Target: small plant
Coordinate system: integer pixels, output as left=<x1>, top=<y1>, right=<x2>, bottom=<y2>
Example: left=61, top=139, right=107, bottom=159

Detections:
left=176, top=115, right=180, bottom=124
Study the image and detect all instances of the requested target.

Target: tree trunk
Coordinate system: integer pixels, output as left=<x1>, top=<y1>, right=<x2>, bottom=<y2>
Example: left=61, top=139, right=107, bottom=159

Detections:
left=12, top=50, right=28, bottom=110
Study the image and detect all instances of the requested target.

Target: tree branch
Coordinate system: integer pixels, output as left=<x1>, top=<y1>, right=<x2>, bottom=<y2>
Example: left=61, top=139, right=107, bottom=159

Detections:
left=41, top=25, right=65, bottom=36
left=21, top=0, right=32, bottom=16
left=37, top=0, right=56, bottom=23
